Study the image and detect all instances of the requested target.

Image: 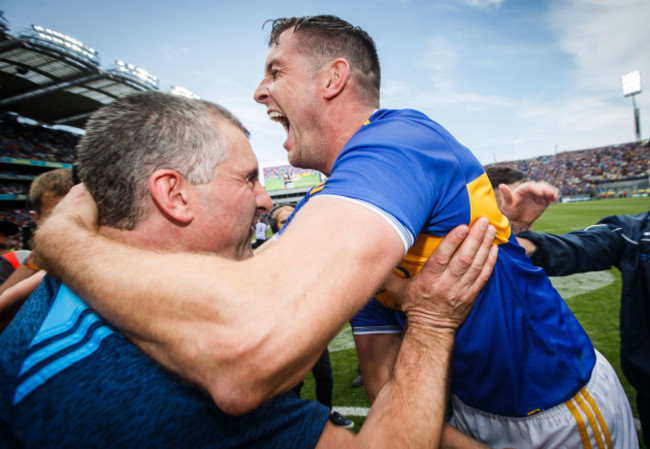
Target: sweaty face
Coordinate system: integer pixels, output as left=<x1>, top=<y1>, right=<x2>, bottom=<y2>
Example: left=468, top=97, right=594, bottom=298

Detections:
left=254, top=31, right=327, bottom=171
left=192, top=124, right=271, bottom=261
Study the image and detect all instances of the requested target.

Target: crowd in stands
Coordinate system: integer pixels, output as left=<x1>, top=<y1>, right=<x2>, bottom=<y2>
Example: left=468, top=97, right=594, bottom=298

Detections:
left=0, top=115, right=647, bottom=235
left=262, top=165, right=320, bottom=181
left=486, top=140, right=650, bottom=198
left=0, top=116, right=79, bottom=164
left=0, top=184, right=29, bottom=195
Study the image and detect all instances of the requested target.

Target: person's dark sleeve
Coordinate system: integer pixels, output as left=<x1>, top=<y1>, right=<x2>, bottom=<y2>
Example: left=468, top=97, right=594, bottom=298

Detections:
left=517, top=215, right=625, bottom=276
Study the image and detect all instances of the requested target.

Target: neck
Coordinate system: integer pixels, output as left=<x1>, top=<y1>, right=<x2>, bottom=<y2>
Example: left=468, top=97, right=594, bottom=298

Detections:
left=98, top=219, right=185, bottom=253
left=320, top=103, right=376, bottom=177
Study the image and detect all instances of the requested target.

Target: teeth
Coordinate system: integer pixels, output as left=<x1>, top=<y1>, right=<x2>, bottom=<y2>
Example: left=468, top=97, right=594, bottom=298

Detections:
left=269, top=111, right=286, bottom=121
left=268, top=111, right=290, bottom=132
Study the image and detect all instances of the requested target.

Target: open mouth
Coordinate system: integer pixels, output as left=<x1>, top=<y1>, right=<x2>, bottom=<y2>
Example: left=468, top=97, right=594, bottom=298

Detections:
left=269, top=111, right=290, bottom=134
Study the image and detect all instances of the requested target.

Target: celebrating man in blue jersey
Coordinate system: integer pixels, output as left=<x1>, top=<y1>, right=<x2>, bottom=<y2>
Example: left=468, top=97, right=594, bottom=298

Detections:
left=33, top=15, right=637, bottom=448
left=2, top=91, right=500, bottom=448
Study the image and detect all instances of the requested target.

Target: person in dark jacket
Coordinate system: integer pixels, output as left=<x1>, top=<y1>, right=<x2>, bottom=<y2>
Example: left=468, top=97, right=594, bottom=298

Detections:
left=518, top=210, right=650, bottom=447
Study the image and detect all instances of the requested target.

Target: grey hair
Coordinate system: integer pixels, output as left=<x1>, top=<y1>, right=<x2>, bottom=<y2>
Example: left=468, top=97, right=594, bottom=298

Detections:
left=76, top=90, right=249, bottom=229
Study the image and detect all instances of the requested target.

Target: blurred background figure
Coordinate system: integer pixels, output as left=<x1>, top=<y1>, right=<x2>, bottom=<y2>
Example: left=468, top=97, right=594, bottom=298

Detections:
left=0, top=168, right=73, bottom=331
left=485, top=165, right=524, bottom=211
left=271, top=204, right=294, bottom=233
left=0, top=220, right=21, bottom=282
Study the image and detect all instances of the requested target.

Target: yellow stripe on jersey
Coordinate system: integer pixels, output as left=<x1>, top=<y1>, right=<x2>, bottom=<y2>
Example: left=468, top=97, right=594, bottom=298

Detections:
left=374, top=172, right=511, bottom=310
left=309, top=182, right=326, bottom=196
left=466, top=172, right=511, bottom=246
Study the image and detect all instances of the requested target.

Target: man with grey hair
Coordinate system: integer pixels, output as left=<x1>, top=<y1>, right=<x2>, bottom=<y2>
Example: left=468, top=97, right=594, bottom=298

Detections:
left=1, top=91, right=498, bottom=448
left=34, top=13, right=639, bottom=447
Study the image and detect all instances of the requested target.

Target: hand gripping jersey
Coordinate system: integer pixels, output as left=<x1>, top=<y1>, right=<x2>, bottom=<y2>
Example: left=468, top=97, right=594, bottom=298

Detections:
left=288, top=109, right=596, bottom=417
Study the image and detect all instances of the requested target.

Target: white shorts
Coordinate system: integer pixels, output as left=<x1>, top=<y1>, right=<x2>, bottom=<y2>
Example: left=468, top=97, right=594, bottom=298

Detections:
left=449, top=351, right=639, bottom=449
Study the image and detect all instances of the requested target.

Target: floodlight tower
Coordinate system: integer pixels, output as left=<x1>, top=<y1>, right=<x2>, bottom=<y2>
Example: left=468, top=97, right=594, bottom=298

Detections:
left=621, top=71, right=642, bottom=141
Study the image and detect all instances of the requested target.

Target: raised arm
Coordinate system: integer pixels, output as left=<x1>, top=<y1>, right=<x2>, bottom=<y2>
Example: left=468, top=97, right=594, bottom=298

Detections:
left=35, top=186, right=406, bottom=414
left=316, top=218, right=497, bottom=448
left=498, top=181, right=558, bottom=232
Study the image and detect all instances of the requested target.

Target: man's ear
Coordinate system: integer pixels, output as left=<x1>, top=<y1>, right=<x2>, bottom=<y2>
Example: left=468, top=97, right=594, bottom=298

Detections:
left=323, top=58, right=351, bottom=100
left=149, top=169, right=193, bottom=225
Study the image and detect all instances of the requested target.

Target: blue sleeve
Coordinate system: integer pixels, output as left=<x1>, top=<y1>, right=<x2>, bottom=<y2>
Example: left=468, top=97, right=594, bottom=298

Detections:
left=321, top=120, right=443, bottom=239
left=519, top=215, right=627, bottom=276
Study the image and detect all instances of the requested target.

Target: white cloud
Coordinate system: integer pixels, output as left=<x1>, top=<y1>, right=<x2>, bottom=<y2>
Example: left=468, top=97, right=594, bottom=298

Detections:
left=548, top=0, right=650, bottom=92
left=456, top=0, right=506, bottom=7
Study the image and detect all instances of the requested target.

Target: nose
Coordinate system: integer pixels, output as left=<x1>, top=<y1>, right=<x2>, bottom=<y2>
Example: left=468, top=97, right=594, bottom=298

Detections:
left=256, top=183, right=273, bottom=213
left=254, top=78, right=269, bottom=104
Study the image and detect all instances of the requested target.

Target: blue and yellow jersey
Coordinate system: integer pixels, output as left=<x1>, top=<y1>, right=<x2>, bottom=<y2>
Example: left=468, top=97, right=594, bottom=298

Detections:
left=290, top=109, right=595, bottom=417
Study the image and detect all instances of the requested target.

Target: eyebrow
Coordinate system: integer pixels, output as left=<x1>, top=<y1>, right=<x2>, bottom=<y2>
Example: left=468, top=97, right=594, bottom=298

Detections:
left=265, top=59, right=276, bottom=75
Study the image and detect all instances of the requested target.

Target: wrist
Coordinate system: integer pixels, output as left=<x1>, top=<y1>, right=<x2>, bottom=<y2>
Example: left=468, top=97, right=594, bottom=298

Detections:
left=510, top=221, right=532, bottom=233
left=405, top=312, right=460, bottom=337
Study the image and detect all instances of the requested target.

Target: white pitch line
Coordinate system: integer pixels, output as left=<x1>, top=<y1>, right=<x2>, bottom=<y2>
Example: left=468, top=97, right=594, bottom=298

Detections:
left=334, top=406, right=370, bottom=417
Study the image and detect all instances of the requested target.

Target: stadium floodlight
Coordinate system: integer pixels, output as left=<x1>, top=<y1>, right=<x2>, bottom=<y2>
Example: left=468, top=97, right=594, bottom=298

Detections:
left=31, top=24, right=98, bottom=63
left=621, top=71, right=642, bottom=141
left=621, top=71, right=642, bottom=97
left=115, top=60, right=159, bottom=89
left=170, top=85, right=200, bottom=99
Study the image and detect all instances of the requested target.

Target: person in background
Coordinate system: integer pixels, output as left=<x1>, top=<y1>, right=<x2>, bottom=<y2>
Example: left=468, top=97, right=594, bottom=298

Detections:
left=271, top=204, right=294, bottom=233
left=517, top=210, right=650, bottom=448
left=0, top=169, right=73, bottom=331
left=0, top=220, right=21, bottom=282
left=484, top=166, right=524, bottom=211
left=252, top=217, right=269, bottom=249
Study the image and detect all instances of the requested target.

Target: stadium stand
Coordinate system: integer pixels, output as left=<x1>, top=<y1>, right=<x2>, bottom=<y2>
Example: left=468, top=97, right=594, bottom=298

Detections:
left=485, top=139, right=650, bottom=201
left=0, top=11, right=194, bottom=246
left=0, top=10, right=647, bottom=246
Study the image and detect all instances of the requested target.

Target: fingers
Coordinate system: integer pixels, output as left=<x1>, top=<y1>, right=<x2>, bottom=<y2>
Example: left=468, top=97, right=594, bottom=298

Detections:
left=447, top=217, right=493, bottom=277
left=422, top=223, right=469, bottom=273
left=465, top=243, right=498, bottom=301
left=498, top=184, right=514, bottom=205
left=515, top=181, right=559, bottom=204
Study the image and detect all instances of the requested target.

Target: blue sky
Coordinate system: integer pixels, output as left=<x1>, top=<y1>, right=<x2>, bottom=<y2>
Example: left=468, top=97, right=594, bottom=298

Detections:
left=2, top=0, right=649, bottom=172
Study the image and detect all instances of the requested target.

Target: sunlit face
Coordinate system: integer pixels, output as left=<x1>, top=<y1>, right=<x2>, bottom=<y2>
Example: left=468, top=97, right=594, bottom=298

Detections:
left=254, top=30, right=327, bottom=171
left=192, top=123, right=272, bottom=261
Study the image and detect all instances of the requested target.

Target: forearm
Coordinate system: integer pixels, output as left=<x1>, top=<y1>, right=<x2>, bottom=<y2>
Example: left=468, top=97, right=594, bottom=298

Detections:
left=357, top=324, right=455, bottom=448
left=517, top=227, right=619, bottom=276
left=35, top=199, right=404, bottom=413
left=0, top=265, right=37, bottom=295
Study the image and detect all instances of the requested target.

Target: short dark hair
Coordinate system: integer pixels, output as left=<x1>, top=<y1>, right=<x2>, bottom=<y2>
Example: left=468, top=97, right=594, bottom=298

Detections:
left=485, top=166, right=524, bottom=188
left=267, top=15, right=380, bottom=106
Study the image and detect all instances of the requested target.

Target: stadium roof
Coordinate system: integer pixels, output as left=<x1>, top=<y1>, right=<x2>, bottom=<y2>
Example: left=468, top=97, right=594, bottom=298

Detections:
left=0, top=24, right=159, bottom=129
